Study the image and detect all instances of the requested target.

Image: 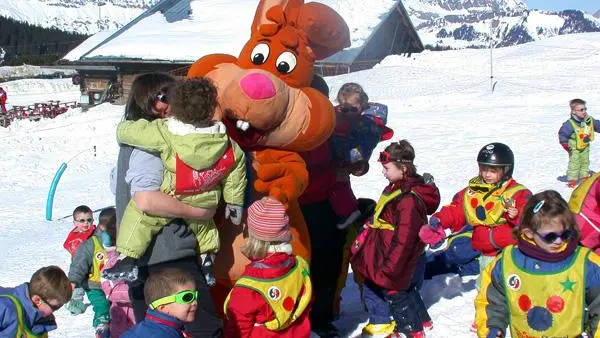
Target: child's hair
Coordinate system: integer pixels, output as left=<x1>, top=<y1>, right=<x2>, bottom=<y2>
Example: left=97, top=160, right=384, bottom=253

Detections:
left=242, top=237, right=287, bottom=260
left=72, top=205, right=93, bottom=218
left=311, top=75, right=330, bottom=97
left=29, top=266, right=72, bottom=304
left=382, top=139, right=417, bottom=176
left=518, top=190, right=580, bottom=240
left=336, top=82, right=369, bottom=108
left=144, top=268, right=195, bottom=305
left=570, top=98, right=586, bottom=109
left=125, top=72, right=176, bottom=121
left=99, top=207, right=117, bottom=238
left=169, top=77, right=218, bottom=127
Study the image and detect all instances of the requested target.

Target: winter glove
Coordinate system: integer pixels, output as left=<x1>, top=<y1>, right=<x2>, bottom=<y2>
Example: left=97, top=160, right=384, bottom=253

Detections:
left=561, top=143, right=572, bottom=154
left=422, top=172, right=435, bottom=185
left=173, top=222, right=194, bottom=238
left=65, top=287, right=88, bottom=315
left=419, top=224, right=447, bottom=246
left=225, top=204, right=244, bottom=225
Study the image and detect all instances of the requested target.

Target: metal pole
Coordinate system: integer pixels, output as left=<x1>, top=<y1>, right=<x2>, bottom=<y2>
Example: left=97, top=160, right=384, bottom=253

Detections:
left=490, top=22, right=493, bottom=92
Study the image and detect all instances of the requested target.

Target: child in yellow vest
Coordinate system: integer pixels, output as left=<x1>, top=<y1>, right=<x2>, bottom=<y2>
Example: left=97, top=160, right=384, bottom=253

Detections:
left=224, top=197, right=312, bottom=338
left=475, top=190, right=600, bottom=338
left=67, top=210, right=112, bottom=337
left=558, top=98, right=600, bottom=188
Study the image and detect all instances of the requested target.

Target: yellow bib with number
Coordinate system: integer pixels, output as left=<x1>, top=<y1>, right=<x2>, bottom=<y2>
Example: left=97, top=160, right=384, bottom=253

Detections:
left=0, top=294, right=48, bottom=338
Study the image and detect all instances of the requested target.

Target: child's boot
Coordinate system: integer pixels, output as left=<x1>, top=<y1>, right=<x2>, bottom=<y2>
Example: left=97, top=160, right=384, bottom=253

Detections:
left=95, top=323, right=110, bottom=338
left=200, top=253, right=216, bottom=287
left=361, top=321, right=396, bottom=338
left=422, top=321, right=433, bottom=332
left=568, top=180, right=578, bottom=188
left=102, top=254, right=138, bottom=282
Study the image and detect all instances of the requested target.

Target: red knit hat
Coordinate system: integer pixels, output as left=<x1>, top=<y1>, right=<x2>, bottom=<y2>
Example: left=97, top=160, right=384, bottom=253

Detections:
left=247, top=197, right=291, bottom=242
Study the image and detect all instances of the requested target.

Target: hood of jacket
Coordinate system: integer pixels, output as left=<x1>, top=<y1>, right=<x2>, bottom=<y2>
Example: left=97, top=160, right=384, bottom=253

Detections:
left=386, top=175, right=441, bottom=215
left=165, top=119, right=230, bottom=170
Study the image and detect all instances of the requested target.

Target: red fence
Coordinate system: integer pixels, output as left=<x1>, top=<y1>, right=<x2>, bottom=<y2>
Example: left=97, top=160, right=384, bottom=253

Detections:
left=0, top=100, right=80, bottom=127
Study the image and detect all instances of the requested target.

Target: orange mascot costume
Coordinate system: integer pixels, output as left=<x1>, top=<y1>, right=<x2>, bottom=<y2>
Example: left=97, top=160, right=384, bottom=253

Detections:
left=187, top=0, right=350, bottom=312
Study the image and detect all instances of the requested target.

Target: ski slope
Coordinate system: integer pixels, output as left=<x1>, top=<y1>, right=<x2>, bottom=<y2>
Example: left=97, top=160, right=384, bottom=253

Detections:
left=0, top=32, right=599, bottom=337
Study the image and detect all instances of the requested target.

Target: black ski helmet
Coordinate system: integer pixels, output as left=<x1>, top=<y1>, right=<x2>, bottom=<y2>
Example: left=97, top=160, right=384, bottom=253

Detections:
left=477, top=142, right=514, bottom=178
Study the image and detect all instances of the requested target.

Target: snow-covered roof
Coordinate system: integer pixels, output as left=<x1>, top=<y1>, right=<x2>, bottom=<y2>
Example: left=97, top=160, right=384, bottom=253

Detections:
left=64, top=0, right=402, bottom=63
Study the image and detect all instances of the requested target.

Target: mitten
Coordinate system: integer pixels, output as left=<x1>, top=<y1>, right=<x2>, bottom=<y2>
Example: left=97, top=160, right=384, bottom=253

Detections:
left=422, top=172, right=435, bottom=185
left=66, top=287, right=88, bottom=315
left=225, top=204, right=244, bottom=225
left=561, top=143, right=572, bottom=153
left=428, top=217, right=441, bottom=230
left=419, top=225, right=447, bottom=246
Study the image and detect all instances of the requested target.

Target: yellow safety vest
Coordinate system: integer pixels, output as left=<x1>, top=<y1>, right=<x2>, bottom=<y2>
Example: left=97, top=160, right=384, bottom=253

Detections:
left=370, top=189, right=405, bottom=231
left=502, top=245, right=588, bottom=337
left=89, top=236, right=106, bottom=284
left=569, top=118, right=595, bottom=150
left=568, top=172, right=600, bottom=214
left=224, top=256, right=312, bottom=331
left=0, top=295, right=47, bottom=338
left=463, top=178, right=525, bottom=227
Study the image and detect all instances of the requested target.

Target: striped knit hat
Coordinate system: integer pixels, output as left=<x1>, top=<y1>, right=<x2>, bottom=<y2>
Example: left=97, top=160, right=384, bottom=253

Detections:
left=246, top=197, right=291, bottom=242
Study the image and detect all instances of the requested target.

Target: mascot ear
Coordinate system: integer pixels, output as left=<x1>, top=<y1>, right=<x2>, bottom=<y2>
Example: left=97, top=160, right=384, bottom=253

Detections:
left=297, top=2, right=351, bottom=60
left=252, top=0, right=302, bottom=33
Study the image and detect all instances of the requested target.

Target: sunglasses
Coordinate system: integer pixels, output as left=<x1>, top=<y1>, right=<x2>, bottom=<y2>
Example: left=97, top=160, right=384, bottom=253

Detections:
left=575, top=107, right=587, bottom=112
left=534, top=229, right=573, bottom=244
left=75, top=218, right=93, bottom=224
left=378, top=151, right=412, bottom=165
left=40, top=296, right=62, bottom=311
left=340, top=106, right=359, bottom=114
left=156, top=93, right=168, bottom=104
left=149, top=290, right=198, bottom=310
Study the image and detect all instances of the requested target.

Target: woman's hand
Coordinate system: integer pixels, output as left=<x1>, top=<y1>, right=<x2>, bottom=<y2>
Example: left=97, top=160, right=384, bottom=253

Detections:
left=134, top=190, right=217, bottom=220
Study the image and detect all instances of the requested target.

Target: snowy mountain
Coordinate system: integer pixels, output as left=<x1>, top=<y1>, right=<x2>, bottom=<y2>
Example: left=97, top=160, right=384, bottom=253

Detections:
left=1, top=0, right=599, bottom=49
left=403, top=0, right=600, bottom=48
left=0, top=0, right=156, bottom=35
left=594, top=10, right=600, bottom=19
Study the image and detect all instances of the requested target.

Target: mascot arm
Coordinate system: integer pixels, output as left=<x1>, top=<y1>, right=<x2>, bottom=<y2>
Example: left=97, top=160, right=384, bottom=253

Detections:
left=117, top=119, right=167, bottom=153
left=187, top=54, right=238, bottom=78
left=253, top=149, right=308, bottom=208
left=222, top=141, right=247, bottom=206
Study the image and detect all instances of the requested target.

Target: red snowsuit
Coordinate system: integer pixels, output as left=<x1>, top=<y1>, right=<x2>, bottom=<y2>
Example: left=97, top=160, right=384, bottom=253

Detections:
left=224, top=252, right=312, bottom=338
left=0, top=88, right=7, bottom=113
left=433, top=178, right=531, bottom=256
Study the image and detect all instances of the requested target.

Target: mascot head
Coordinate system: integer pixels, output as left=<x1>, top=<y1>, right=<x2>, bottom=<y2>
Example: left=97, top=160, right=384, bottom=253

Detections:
left=188, top=0, right=350, bottom=152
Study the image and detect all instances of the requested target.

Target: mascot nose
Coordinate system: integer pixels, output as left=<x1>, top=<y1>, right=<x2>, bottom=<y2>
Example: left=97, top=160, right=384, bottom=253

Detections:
left=240, top=73, right=276, bottom=100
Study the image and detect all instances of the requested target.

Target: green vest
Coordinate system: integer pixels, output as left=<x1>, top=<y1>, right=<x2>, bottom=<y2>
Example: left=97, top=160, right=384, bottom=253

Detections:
left=569, top=118, right=595, bottom=150
left=0, top=294, right=47, bottom=338
left=463, top=178, right=525, bottom=227
left=568, top=172, right=600, bottom=214
left=502, top=245, right=588, bottom=337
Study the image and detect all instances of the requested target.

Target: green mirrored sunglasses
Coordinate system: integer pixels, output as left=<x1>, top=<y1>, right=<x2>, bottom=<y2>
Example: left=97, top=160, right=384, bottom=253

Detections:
left=149, top=290, right=198, bottom=310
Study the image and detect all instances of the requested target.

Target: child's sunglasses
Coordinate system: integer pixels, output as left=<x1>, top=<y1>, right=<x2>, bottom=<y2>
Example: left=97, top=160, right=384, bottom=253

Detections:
left=340, top=106, right=359, bottom=114
left=75, top=218, right=93, bottom=224
left=40, top=296, right=62, bottom=311
left=534, top=229, right=573, bottom=244
left=149, top=290, right=198, bottom=310
left=378, top=151, right=412, bottom=165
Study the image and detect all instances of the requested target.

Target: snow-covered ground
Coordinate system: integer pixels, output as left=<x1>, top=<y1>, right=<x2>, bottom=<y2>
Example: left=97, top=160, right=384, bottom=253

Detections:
left=0, top=31, right=599, bottom=337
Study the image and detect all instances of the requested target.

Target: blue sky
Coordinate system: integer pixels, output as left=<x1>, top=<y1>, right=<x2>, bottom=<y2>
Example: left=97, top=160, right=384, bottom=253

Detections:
left=524, top=0, right=598, bottom=13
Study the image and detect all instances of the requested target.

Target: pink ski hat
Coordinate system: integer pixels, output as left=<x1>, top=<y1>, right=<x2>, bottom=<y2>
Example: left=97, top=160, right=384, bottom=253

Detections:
left=247, top=197, right=291, bottom=242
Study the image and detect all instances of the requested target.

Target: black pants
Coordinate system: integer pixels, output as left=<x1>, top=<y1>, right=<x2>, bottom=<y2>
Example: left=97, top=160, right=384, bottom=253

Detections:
left=129, top=257, right=223, bottom=338
left=385, top=283, right=426, bottom=334
left=301, top=199, right=346, bottom=328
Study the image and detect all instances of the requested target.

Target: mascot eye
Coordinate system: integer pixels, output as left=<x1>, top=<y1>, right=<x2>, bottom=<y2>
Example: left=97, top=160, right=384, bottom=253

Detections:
left=275, top=52, right=297, bottom=74
left=250, top=43, right=270, bottom=65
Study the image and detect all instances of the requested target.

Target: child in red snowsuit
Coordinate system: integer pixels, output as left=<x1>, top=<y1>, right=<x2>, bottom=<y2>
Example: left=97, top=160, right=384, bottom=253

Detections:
left=63, top=205, right=96, bottom=256
left=0, top=87, right=7, bottom=113
left=224, top=197, right=312, bottom=338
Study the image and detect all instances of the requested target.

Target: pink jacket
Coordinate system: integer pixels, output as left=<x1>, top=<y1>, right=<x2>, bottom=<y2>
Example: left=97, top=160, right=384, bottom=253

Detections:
left=102, top=247, right=136, bottom=337
left=575, top=178, right=600, bottom=254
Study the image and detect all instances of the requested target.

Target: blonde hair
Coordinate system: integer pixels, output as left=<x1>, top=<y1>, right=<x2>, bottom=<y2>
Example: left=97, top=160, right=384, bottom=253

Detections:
left=144, top=268, right=195, bottom=305
left=517, top=190, right=580, bottom=240
left=336, top=82, right=369, bottom=109
left=241, top=236, right=286, bottom=260
left=29, top=266, right=72, bottom=304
